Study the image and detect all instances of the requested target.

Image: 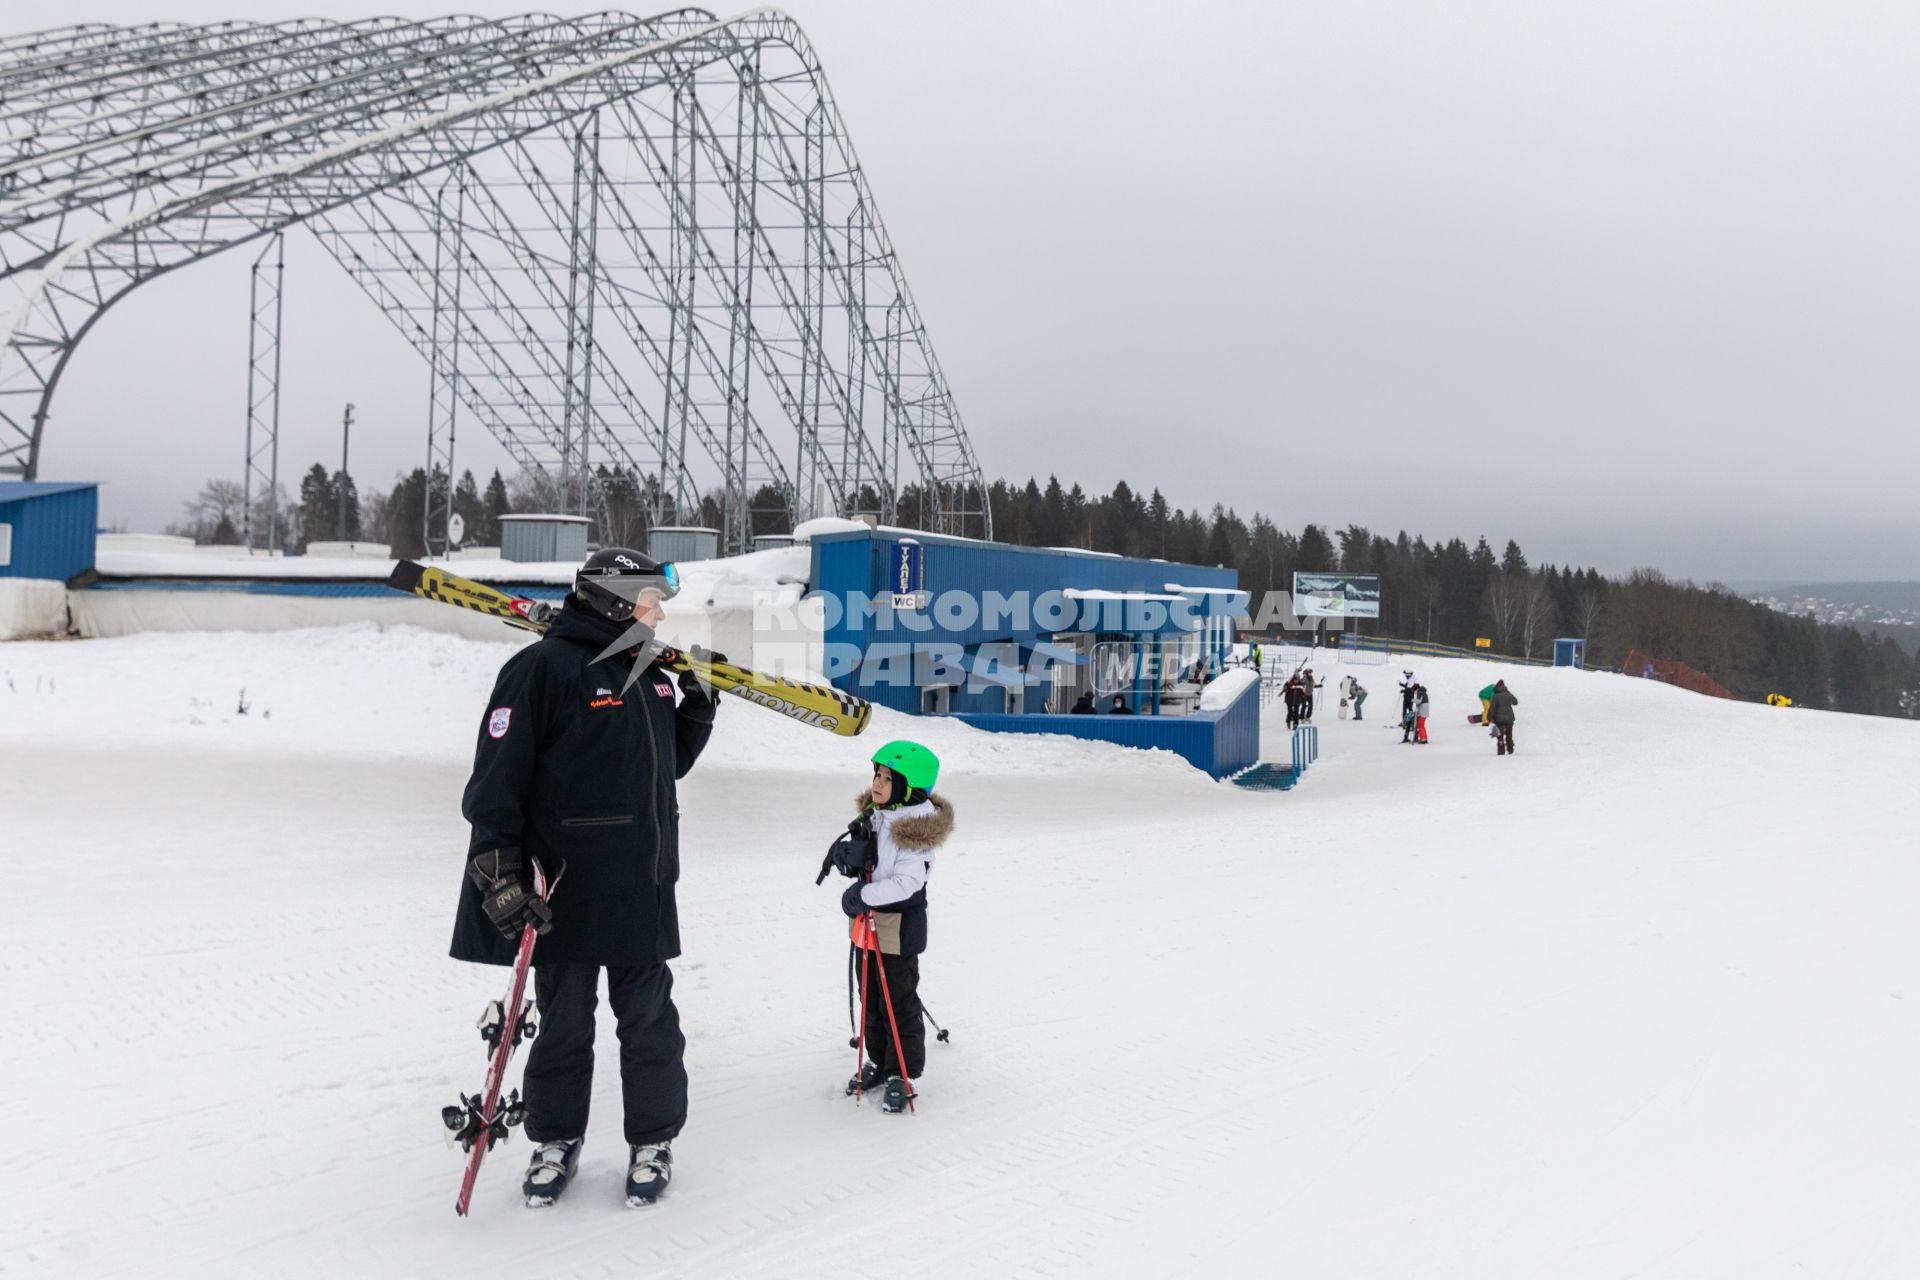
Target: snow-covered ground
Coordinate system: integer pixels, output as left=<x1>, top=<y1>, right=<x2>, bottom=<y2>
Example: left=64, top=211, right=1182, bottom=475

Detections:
left=3, top=623, right=1917, bottom=1278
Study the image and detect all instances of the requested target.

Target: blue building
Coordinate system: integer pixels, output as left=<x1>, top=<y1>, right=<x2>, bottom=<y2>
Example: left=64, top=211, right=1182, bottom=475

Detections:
left=808, top=527, right=1258, bottom=777
left=0, top=482, right=99, bottom=582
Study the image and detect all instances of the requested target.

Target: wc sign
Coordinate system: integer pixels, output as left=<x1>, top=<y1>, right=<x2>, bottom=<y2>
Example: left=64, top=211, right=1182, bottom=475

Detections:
left=889, top=539, right=928, bottom=610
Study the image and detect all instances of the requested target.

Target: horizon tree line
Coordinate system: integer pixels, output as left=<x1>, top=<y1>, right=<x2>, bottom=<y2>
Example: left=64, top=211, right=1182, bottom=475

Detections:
left=164, top=466, right=1919, bottom=719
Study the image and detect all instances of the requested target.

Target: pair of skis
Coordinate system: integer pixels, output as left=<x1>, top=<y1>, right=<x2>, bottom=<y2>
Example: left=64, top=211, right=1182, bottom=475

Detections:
left=443, top=862, right=553, bottom=1217
left=386, top=560, right=873, bottom=739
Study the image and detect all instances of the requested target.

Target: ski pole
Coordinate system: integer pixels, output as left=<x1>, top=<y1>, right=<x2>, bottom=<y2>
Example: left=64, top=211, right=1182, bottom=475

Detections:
left=920, top=1001, right=952, bottom=1044
left=866, top=913, right=916, bottom=1114
left=846, top=943, right=860, bottom=1044
left=854, top=932, right=873, bottom=1100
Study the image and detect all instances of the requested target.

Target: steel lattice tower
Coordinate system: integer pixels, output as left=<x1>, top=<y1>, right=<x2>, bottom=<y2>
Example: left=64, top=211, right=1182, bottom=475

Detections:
left=0, top=13, right=991, bottom=551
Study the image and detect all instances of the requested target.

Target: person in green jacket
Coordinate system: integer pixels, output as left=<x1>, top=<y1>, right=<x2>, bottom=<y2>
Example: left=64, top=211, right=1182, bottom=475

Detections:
left=1478, top=682, right=1500, bottom=736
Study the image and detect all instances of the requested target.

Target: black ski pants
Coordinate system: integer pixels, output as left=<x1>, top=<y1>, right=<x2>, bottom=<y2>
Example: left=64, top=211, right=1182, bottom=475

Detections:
left=1497, top=722, right=1515, bottom=754
left=524, top=961, right=687, bottom=1147
left=857, top=949, right=925, bottom=1080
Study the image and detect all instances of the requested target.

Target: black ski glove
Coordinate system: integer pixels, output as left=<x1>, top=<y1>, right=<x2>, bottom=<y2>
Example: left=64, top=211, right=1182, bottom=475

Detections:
left=841, top=881, right=870, bottom=918
left=466, top=847, right=553, bottom=940
left=817, top=814, right=874, bottom=885
left=833, top=823, right=877, bottom=876
left=677, top=646, right=728, bottom=705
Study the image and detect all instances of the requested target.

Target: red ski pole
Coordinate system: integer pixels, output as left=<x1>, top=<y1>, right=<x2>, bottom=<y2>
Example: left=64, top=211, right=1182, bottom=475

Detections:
left=866, top=912, right=916, bottom=1115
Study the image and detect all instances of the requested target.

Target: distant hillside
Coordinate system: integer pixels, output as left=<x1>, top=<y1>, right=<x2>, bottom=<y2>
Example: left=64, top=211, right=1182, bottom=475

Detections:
left=1744, top=581, right=1920, bottom=635
left=1762, top=581, right=1920, bottom=611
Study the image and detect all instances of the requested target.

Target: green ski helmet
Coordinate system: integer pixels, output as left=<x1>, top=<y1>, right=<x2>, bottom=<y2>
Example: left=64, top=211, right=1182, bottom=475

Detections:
left=870, top=740, right=939, bottom=795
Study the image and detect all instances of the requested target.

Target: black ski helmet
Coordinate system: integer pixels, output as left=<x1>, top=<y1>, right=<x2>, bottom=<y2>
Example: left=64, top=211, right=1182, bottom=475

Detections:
left=574, top=547, right=680, bottom=623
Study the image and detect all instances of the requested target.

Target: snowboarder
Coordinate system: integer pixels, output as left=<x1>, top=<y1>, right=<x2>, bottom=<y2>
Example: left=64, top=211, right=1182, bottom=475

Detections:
left=453, top=547, right=718, bottom=1210
left=827, top=741, right=955, bottom=1112
left=1489, top=679, right=1519, bottom=755
left=1341, top=675, right=1368, bottom=722
left=1413, top=684, right=1431, bottom=744
left=1283, top=676, right=1305, bottom=729
left=1478, top=682, right=1501, bottom=738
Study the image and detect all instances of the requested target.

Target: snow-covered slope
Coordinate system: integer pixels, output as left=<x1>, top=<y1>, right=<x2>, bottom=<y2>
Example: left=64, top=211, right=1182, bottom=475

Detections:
left=2, top=627, right=1915, bottom=1278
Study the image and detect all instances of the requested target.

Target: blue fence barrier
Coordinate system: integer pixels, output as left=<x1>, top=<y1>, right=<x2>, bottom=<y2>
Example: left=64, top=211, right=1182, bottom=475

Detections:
left=1291, top=724, right=1319, bottom=778
left=1230, top=722, right=1318, bottom=792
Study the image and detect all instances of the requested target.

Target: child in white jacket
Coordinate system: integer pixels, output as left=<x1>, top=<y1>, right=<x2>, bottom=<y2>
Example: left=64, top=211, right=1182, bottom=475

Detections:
left=825, top=740, right=955, bottom=1112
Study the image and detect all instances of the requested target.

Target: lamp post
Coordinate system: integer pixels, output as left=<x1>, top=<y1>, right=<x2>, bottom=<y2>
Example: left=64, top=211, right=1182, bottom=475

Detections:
left=337, top=403, right=354, bottom=541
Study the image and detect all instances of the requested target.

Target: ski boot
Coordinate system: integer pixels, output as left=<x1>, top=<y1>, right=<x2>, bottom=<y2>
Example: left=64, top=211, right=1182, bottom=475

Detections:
left=881, top=1075, right=914, bottom=1114
left=845, top=1062, right=886, bottom=1097
left=523, top=1138, right=582, bottom=1208
left=626, top=1141, right=672, bottom=1208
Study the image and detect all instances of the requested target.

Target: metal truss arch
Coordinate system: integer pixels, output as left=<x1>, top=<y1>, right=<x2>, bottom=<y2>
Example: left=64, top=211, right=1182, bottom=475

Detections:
left=0, top=10, right=989, bottom=546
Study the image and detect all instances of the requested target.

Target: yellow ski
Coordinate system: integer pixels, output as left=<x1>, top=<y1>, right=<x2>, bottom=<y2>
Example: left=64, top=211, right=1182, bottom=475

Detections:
left=386, top=561, right=872, bottom=738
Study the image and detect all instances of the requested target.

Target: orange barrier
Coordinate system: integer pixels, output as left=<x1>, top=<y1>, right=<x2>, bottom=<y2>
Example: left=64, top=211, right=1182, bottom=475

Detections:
left=1621, top=649, right=1734, bottom=700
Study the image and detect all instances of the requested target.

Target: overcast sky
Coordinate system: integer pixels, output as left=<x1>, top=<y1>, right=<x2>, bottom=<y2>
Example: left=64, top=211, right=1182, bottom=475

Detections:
left=28, top=0, right=1920, bottom=581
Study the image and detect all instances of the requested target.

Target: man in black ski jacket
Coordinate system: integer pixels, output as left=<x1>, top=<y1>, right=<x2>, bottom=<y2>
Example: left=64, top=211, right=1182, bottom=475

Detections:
left=453, top=547, right=716, bottom=1208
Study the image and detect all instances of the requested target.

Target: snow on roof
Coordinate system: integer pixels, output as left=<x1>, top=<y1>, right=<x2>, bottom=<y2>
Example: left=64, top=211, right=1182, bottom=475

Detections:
left=791, top=515, right=873, bottom=542
left=1063, top=588, right=1184, bottom=603
left=1198, top=667, right=1259, bottom=710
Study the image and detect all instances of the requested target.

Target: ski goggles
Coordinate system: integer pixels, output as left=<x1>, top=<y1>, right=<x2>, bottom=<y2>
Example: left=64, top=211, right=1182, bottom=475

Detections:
left=650, top=562, right=681, bottom=601
left=631, top=565, right=679, bottom=610
left=581, top=561, right=680, bottom=613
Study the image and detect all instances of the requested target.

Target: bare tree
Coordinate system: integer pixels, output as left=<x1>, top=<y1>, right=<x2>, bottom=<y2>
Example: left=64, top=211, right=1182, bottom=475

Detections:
left=165, top=479, right=247, bottom=543
left=359, top=487, right=391, bottom=547
left=507, top=466, right=596, bottom=518
left=1574, top=586, right=1605, bottom=642
left=248, top=482, right=294, bottom=550
left=507, top=467, right=561, bottom=514
left=1519, top=575, right=1555, bottom=657
left=188, top=479, right=245, bottom=533
left=1484, top=573, right=1525, bottom=651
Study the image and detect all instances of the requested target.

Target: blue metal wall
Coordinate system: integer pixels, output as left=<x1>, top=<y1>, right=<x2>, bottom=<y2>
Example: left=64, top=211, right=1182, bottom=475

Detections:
left=1211, top=678, right=1261, bottom=776
left=0, top=482, right=98, bottom=582
left=956, top=676, right=1261, bottom=778
left=812, top=530, right=1239, bottom=650
left=813, top=528, right=1246, bottom=720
